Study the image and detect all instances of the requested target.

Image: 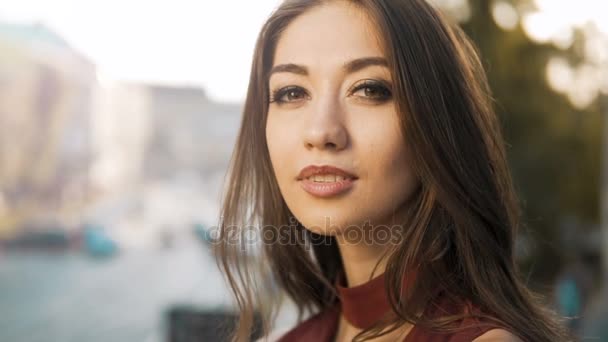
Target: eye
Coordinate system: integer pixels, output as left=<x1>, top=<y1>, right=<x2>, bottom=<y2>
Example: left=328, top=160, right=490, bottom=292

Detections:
left=349, top=79, right=392, bottom=102
left=269, top=86, right=309, bottom=105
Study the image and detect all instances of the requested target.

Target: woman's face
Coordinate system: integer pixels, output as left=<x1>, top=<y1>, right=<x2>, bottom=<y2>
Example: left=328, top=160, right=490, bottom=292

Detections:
left=266, top=2, right=420, bottom=236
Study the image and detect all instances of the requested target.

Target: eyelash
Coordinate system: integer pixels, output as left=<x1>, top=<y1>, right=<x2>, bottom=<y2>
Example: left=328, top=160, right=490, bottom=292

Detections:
left=269, top=86, right=308, bottom=105
left=268, top=79, right=393, bottom=105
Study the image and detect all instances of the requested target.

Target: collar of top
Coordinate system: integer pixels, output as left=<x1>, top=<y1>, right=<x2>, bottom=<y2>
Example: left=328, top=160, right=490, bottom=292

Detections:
left=335, top=269, right=417, bottom=329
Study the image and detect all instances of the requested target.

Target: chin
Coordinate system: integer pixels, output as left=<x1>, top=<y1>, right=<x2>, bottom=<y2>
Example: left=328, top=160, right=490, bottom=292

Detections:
left=294, top=208, right=365, bottom=237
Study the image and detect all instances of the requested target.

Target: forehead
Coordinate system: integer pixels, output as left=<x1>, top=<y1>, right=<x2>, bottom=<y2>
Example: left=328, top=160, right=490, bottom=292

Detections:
left=272, top=2, right=385, bottom=69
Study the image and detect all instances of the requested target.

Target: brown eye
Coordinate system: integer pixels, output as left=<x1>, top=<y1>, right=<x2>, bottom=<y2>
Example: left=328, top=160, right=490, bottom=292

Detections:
left=270, top=86, right=309, bottom=104
left=285, top=89, right=305, bottom=101
left=363, top=86, right=388, bottom=98
left=350, top=80, right=392, bottom=102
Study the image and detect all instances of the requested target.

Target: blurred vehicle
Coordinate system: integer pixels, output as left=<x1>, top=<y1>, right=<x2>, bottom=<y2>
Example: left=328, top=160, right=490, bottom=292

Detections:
left=82, top=223, right=118, bottom=258
left=165, top=304, right=262, bottom=342
left=1, top=229, right=72, bottom=251
left=0, top=220, right=77, bottom=252
left=192, top=222, right=216, bottom=247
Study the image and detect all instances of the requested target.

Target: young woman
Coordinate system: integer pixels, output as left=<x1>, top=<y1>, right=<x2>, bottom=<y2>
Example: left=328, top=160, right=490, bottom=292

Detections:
left=214, top=0, right=572, bottom=341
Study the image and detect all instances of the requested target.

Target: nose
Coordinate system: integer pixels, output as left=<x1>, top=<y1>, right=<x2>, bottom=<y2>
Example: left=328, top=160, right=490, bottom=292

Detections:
left=303, top=94, right=348, bottom=151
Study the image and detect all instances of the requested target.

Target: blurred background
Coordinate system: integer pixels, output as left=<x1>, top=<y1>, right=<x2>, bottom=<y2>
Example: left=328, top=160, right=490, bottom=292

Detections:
left=0, top=0, right=606, bottom=341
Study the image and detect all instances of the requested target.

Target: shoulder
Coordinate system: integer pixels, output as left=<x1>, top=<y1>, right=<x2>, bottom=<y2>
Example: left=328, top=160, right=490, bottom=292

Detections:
left=426, top=297, right=522, bottom=342
left=472, top=329, right=524, bottom=342
left=268, top=304, right=341, bottom=342
left=255, top=326, right=292, bottom=342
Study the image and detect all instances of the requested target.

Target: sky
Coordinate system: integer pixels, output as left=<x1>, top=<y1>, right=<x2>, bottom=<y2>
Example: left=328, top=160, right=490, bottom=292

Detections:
left=0, top=0, right=606, bottom=104
left=0, top=0, right=281, bottom=103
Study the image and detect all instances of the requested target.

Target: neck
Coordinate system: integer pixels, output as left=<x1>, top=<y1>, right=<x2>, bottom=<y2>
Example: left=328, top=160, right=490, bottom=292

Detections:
left=332, top=240, right=388, bottom=340
left=335, top=234, right=390, bottom=287
left=334, top=205, right=409, bottom=287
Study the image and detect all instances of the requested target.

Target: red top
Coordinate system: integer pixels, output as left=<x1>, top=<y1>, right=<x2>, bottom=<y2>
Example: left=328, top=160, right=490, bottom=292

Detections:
left=276, top=270, right=504, bottom=341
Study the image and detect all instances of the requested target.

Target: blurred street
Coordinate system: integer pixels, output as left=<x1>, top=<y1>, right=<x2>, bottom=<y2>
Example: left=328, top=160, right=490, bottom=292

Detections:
left=0, top=239, right=230, bottom=342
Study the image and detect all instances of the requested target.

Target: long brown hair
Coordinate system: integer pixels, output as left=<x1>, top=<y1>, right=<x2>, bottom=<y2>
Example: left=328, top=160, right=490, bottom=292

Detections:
left=214, top=0, right=571, bottom=341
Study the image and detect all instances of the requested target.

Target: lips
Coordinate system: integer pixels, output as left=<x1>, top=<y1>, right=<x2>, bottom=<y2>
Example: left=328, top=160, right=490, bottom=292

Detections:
left=296, top=165, right=358, bottom=181
left=297, top=165, right=358, bottom=198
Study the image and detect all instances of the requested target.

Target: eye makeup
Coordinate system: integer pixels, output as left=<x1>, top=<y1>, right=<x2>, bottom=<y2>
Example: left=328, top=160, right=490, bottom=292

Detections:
left=269, top=78, right=393, bottom=105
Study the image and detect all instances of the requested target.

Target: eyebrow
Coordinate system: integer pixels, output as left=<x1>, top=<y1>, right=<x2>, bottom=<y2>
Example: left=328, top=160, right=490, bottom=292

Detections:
left=269, top=57, right=388, bottom=78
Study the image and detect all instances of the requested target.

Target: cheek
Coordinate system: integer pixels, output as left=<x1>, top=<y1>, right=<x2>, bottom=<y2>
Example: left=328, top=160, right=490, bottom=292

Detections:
left=376, top=142, right=417, bottom=199
left=351, top=120, right=419, bottom=223
left=265, top=119, right=278, bottom=165
left=355, top=112, right=411, bottom=183
left=266, top=115, right=295, bottom=184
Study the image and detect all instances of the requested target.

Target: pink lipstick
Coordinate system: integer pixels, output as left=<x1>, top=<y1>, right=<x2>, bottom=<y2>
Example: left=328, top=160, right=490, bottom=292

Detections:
left=297, top=165, right=358, bottom=198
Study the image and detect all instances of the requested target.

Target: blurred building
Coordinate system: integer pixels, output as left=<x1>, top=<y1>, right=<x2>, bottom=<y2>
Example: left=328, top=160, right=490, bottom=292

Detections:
left=90, top=84, right=242, bottom=190
left=144, top=85, right=241, bottom=179
left=90, top=82, right=151, bottom=195
left=87, top=82, right=241, bottom=248
left=0, top=22, right=96, bottom=236
left=0, top=21, right=243, bottom=248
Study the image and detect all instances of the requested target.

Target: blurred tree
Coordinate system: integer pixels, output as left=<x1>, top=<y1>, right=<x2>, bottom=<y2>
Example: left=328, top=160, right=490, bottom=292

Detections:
left=449, top=0, right=602, bottom=285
